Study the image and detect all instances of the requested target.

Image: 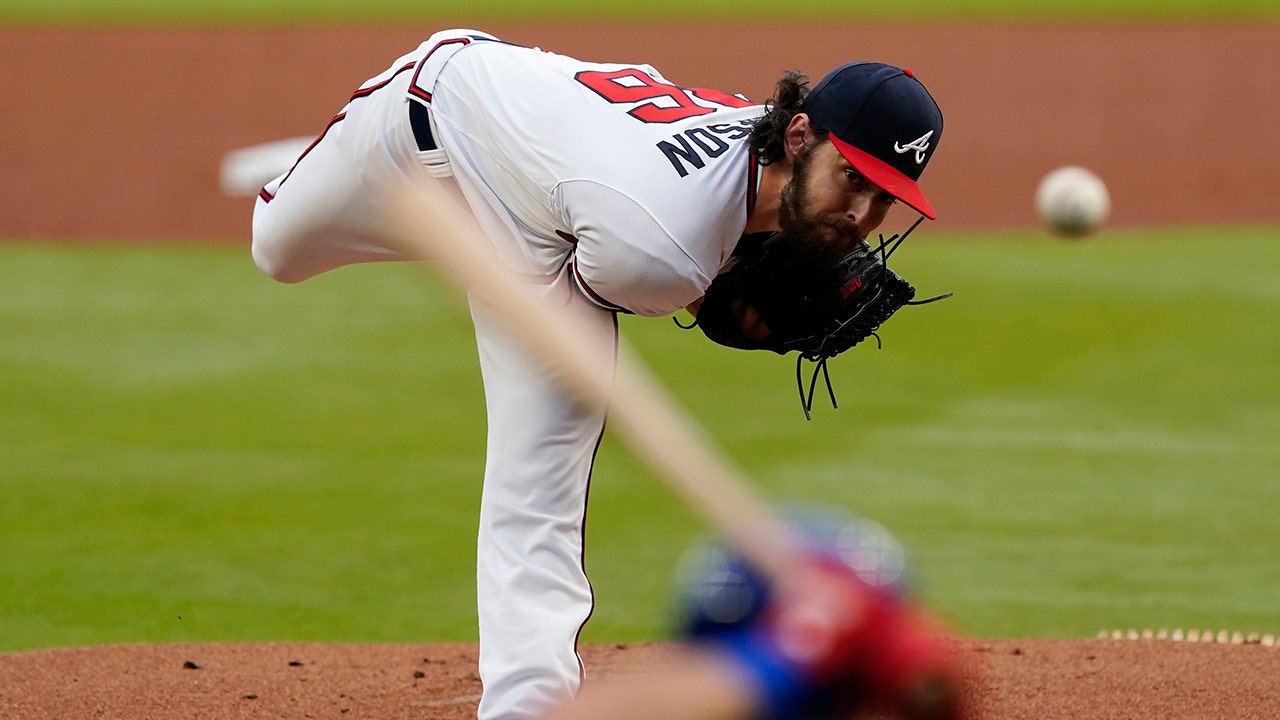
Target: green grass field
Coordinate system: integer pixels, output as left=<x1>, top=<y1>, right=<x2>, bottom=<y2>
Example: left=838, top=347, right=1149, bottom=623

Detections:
left=4, top=0, right=1279, bottom=657
left=2, top=227, right=1278, bottom=652
left=4, top=0, right=1279, bottom=24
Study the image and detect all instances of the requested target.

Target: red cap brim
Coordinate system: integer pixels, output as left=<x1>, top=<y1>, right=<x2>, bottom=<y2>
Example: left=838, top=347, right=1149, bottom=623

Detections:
left=829, top=135, right=936, bottom=220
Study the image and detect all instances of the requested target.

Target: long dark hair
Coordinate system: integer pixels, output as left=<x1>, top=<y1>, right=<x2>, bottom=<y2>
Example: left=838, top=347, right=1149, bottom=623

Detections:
left=747, top=70, right=829, bottom=165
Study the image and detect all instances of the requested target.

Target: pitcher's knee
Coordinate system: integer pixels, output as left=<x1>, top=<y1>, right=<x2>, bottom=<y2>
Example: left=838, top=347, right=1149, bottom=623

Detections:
left=250, top=229, right=310, bottom=284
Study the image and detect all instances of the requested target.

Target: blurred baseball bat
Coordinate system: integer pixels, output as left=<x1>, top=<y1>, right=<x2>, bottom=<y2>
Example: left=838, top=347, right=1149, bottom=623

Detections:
left=378, top=172, right=801, bottom=584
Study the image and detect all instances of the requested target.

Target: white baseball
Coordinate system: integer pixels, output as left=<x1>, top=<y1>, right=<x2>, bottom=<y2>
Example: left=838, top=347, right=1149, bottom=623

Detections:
left=1035, top=166, right=1111, bottom=237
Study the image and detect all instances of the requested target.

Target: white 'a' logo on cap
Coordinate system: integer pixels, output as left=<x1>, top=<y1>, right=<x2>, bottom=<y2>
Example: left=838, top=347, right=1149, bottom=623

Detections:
left=894, top=130, right=934, bottom=164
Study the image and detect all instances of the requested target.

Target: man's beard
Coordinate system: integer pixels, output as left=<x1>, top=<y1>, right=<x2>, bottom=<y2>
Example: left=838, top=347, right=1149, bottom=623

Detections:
left=777, top=141, right=861, bottom=253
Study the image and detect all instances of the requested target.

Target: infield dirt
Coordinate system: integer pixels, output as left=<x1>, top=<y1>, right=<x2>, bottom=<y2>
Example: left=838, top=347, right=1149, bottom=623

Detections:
left=3, top=638, right=1280, bottom=719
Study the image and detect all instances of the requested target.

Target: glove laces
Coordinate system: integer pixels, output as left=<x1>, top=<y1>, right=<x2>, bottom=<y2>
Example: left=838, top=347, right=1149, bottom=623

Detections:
left=794, top=218, right=951, bottom=420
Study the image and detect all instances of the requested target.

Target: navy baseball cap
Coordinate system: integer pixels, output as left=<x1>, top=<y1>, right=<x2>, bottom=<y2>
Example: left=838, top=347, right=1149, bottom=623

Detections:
left=804, top=62, right=944, bottom=219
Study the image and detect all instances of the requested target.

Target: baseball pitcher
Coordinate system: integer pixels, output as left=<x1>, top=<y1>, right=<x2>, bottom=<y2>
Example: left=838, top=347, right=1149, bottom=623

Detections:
left=251, top=28, right=944, bottom=720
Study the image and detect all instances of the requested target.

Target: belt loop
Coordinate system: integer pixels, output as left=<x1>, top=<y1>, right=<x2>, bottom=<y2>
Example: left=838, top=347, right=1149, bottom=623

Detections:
left=408, top=100, right=437, bottom=151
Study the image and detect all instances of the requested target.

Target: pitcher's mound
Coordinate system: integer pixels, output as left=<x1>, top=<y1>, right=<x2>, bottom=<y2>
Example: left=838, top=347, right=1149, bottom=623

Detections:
left=3, top=638, right=1278, bottom=719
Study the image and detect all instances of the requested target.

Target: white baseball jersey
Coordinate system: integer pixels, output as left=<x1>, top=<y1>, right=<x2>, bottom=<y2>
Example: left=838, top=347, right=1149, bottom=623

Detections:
left=420, top=35, right=763, bottom=316
left=250, top=29, right=764, bottom=720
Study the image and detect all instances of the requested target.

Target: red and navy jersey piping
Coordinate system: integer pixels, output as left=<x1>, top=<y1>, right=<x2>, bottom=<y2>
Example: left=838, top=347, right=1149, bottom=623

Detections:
left=259, top=61, right=420, bottom=202
left=570, top=255, right=630, bottom=314
left=408, top=37, right=475, bottom=103
left=557, top=229, right=629, bottom=314
left=408, top=34, right=506, bottom=103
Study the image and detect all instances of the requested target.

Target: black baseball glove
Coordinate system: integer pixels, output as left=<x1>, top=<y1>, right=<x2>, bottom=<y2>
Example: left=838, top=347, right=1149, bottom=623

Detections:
left=692, top=219, right=948, bottom=418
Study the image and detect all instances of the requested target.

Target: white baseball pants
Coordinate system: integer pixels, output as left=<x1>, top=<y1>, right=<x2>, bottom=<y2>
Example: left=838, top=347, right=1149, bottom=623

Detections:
left=251, top=29, right=611, bottom=720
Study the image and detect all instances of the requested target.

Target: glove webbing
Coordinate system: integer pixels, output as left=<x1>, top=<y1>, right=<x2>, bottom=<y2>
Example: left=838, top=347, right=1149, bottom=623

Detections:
left=795, top=218, right=951, bottom=420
